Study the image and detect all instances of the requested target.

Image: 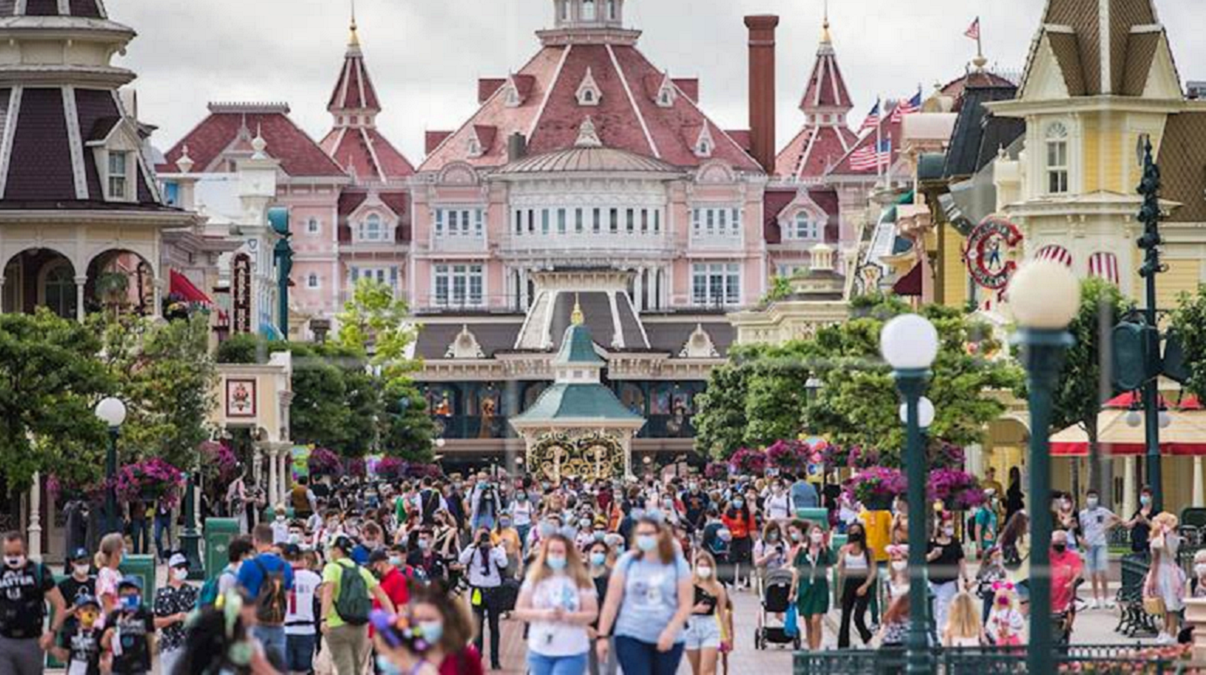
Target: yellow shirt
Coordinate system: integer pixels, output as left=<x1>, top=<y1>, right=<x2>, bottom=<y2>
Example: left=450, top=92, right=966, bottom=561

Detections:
left=860, top=510, right=893, bottom=562
left=321, top=558, right=379, bottom=629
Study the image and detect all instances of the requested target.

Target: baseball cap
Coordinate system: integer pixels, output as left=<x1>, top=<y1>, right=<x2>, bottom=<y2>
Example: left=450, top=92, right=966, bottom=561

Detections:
left=73, top=594, right=100, bottom=609
left=168, top=553, right=189, bottom=569
left=117, top=575, right=143, bottom=591
left=69, top=547, right=90, bottom=562
left=367, top=549, right=390, bottom=565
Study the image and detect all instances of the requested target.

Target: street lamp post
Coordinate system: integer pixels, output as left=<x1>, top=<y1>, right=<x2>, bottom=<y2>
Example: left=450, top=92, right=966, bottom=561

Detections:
left=94, top=397, right=127, bottom=535
left=1136, top=138, right=1164, bottom=511
left=181, top=470, right=203, bottom=579
left=1009, top=260, right=1081, bottom=675
left=880, top=314, right=940, bottom=675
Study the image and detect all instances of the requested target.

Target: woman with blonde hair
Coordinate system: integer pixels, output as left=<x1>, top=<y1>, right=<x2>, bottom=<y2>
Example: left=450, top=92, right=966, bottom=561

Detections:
left=596, top=515, right=693, bottom=675
left=684, top=551, right=731, bottom=675
left=513, top=533, right=599, bottom=675
left=941, top=591, right=984, bottom=648
left=93, top=532, right=124, bottom=620
left=1146, top=512, right=1186, bottom=644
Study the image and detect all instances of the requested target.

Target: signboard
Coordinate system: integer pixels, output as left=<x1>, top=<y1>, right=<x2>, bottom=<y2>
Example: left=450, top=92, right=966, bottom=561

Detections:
left=964, top=216, right=1022, bottom=290
left=291, top=446, right=312, bottom=481
left=232, top=253, right=252, bottom=334
left=225, top=379, right=256, bottom=418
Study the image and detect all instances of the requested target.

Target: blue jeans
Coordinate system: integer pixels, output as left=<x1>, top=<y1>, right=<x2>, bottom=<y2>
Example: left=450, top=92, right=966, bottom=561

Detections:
left=253, top=625, right=287, bottom=667
left=286, top=633, right=316, bottom=673
left=528, top=651, right=588, bottom=675
left=614, top=635, right=685, bottom=675
left=153, top=515, right=172, bottom=560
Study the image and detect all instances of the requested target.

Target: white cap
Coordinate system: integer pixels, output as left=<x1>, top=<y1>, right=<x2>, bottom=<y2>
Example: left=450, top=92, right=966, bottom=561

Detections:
left=168, top=553, right=189, bottom=568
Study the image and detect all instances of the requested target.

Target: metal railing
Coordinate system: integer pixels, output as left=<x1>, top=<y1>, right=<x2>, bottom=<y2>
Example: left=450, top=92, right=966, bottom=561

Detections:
left=794, top=644, right=1182, bottom=674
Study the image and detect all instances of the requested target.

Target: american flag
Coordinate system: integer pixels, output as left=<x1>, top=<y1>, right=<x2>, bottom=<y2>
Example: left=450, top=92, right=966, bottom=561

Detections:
left=858, top=101, right=880, bottom=135
left=890, top=91, right=922, bottom=123
left=965, top=17, right=981, bottom=41
left=849, top=139, right=892, bottom=171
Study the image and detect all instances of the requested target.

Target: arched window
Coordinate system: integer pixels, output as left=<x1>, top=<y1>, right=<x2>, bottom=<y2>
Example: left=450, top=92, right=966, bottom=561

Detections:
left=43, top=261, right=76, bottom=319
left=792, top=212, right=819, bottom=240
left=582, top=0, right=596, bottom=21
left=307, top=273, right=319, bottom=289
left=360, top=213, right=383, bottom=241
left=1046, top=122, right=1069, bottom=194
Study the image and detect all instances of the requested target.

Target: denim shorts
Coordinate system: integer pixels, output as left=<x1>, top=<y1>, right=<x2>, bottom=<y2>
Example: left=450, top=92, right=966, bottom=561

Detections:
left=683, top=615, right=722, bottom=650
left=286, top=632, right=317, bottom=673
left=1085, top=545, right=1109, bottom=574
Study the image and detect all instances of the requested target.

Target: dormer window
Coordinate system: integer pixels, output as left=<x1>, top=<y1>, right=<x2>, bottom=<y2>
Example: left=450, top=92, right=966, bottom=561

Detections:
left=693, top=126, right=715, bottom=158
left=505, top=85, right=521, bottom=108
left=358, top=213, right=384, bottom=242
left=790, top=212, right=820, bottom=240
left=107, top=151, right=130, bottom=200
left=582, top=0, right=596, bottom=21
left=467, top=136, right=484, bottom=158
left=577, top=67, right=601, bottom=107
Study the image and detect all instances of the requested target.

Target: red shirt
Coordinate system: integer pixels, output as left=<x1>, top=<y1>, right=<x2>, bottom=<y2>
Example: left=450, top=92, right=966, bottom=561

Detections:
left=1050, top=548, right=1083, bottom=613
left=722, top=511, right=757, bottom=540
left=440, top=646, right=483, bottom=675
left=370, top=567, right=412, bottom=637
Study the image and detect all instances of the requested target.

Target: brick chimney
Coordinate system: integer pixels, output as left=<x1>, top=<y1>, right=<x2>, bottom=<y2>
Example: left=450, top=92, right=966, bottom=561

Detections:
left=745, top=15, right=779, bottom=175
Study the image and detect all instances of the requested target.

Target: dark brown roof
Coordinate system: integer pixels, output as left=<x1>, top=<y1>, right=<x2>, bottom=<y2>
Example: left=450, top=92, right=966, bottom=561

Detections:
left=413, top=322, right=524, bottom=359
left=1157, top=112, right=1206, bottom=224
left=1048, top=33, right=1087, bottom=96
left=1041, top=0, right=1156, bottom=96
left=1121, top=32, right=1160, bottom=97
left=645, top=321, right=735, bottom=357
left=7, top=88, right=75, bottom=201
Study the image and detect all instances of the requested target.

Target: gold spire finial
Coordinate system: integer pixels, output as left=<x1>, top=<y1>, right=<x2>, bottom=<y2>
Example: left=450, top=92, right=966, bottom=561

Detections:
left=821, top=0, right=831, bottom=43
left=571, top=294, right=584, bottom=326
left=349, top=0, right=360, bottom=47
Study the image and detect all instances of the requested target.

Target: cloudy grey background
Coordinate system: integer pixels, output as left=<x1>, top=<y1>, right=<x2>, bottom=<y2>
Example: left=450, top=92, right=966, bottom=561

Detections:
left=113, top=0, right=1206, bottom=163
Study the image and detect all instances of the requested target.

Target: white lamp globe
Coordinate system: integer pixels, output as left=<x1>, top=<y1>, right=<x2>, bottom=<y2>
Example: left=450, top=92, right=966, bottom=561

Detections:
left=1008, top=260, right=1081, bottom=329
left=899, top=397, right=936, bottom=428
left=880, top=314, right=940, bottom=370
left=94, top=397, right=127, bottom=428
left=1159, top=410, right=1172, bottom=429
left=1125, top=410, right=1142, bottom=428
left=434, top=438, right=446, bottom=449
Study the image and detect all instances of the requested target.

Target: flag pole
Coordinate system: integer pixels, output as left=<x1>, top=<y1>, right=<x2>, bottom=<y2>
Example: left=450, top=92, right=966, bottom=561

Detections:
left=976, top=17, right=983, bottom=60
left=876, top=95, right=884, bottom=184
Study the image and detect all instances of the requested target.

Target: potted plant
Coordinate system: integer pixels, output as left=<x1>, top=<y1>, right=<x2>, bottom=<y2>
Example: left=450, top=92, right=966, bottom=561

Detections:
left=928, top=468, right=986, bottom=511
left=729, top=448, right=767, bottom=477
left=704, top=462, right=729, bottom=481
left=844, top=466, right=905, bottom=511
left=766, top=440, right=812, bottom=475
left=113, top=458, right=185, bottom=508
left=374, top=457, right=408, bottom=481
left=308, top=448, right=343, bottom=478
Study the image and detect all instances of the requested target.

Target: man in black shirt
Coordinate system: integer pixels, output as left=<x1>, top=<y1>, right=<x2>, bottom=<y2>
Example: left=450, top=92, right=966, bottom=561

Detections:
left=102, top=576, right=155, bottom=675
left=54, top=594, right=103, bottom=675
left=0, top=531, right=68, bottom=675
left=406, top=528, right=447, bottom=582
left=681, top=481, right=711, bottom=534
left=58, top=547, right=96, bottom=636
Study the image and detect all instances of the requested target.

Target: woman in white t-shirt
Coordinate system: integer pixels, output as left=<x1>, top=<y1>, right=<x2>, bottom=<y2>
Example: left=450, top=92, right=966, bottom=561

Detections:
left=513, top=533, right=600, bottom=675
left=764, top=482, right=791, bottom=523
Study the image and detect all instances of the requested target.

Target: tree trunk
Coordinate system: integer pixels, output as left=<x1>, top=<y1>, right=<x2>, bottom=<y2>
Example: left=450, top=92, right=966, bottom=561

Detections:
left=1086, top=422, right=1101, bottom=504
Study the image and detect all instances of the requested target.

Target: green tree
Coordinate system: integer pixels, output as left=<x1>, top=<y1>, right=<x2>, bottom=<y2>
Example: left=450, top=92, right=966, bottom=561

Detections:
left=381, top=380, right=435, bottom=463
left=95, top=314, right=218, bottom=469
left=1049, top=278, right=1132, bottom=497
left=1172, top=284, right=1206, bottom=403
left=694, top=360, right=751, bottom=459
left=336, top=279, right=418, bottom=379
left=272, top=342, right=354, bottom=452
left=742, top=341, right=819, bottom=447
left=0, top=309, right=113, bottom=492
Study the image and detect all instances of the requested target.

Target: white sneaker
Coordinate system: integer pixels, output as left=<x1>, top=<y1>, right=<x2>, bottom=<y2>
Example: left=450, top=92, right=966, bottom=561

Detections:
left=1105, top=599, right=1116, bottom=609
left=1087, top=599, right=1099, bottom=609
left=1156, top=633, right=1175, bottom=645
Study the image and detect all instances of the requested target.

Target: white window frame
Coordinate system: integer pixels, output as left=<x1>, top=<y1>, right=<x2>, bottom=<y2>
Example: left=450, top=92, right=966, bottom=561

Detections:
left=307, top=272, right=320, bottom=289
left=582, top=0, right=596, bottom=21
left=1045, top=122, right=1070, bottom=195
left=787, top=211, right=820, bottom=241
left=358, top=213, right=385, bottom=242
left=432, top=264, right=485, bottom=308
left=102, top=149, right=134, bottom=202
left=691, top=207, right=742, bottom=239
left=691, top=262, right=741, bottom=307
left=435, top=208, right=485, bottom=238
left=307, top=217, right=320, bottom=235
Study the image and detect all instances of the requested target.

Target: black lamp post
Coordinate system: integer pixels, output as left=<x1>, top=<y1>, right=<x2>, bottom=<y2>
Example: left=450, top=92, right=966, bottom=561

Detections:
left=181, top=471, right=203, bottom=579
left=880, top=314, right=940, bottom=675
left=1009, top=260, right=1081, bottom=675
left=1136, top=138, right=1165, bottom=511
left=94, top=397, right=127, bottom=535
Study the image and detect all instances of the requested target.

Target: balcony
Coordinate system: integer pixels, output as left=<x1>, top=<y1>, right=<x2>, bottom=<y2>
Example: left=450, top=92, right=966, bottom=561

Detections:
left=429, top=235, right=487, bottom=254
left=503, top=231, right=669, bottom=254
left=429, top=414, right=696, bottom=440
left=688, top=232, right=743, bottom=251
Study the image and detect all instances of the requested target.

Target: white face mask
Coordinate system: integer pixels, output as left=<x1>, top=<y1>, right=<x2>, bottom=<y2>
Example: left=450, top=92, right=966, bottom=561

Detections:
left=810, top=532, right=824, bottom=544
left=943, top=527, right=956, bottom=538
left=1087, top=497, right=1099, bottom=508
left=74, top=563, right=90, bottom=576
left=891, top=560, right=907, bottom=572
left=697, top=566, right=713, bottom=579
left=1196, top=564, right=1206, bottom=578
left=172, top=568, right=189, bottom=582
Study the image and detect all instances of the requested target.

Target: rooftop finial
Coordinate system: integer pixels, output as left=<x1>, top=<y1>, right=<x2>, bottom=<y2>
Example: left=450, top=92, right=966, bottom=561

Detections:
left=821, top=0, right=831, bottom=43
left=571, top=294, right=585, bottom=326
left=575, top=116, right=603, bottom=148
left=349, top=0, right=360, bottom=47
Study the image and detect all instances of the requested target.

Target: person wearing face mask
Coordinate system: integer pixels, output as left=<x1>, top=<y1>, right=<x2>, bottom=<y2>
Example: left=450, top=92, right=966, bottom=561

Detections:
left=58, top=548, right=97, bottom=629
left=680, top=481, right=711, bottom=535
left=369, top=549, right=413, bottom=633
left=764, top=482, right=791, bottom=523
left=0, top=531, right=67, bottom=675
left=836, top=523, right=876, bottom=648
left=51, top=594, right=103, bottom=675
left=153, top=553, right=198, bottom=675
left=458, top=526, right=509, bottom=669
left=494, top=512, right=524, bottom=578
left=1053, top=492, right=1082, bottom=553
left=1049, top=530, right=1083, bottom=617
left=101, top=576, right=155, bottom=675
left=1078, top=488, right=1120, bottom=609
left=789, top=524, right=832, bottom=651
left=595, top=517, right=693, bottom=675
left=371, top=584, right=483, bottom=675
left=753, top=523, right=786, bottom=598
left=925, top=513, right=967, bottom=633
left=884, top=545, right=910, bottom=604
left=721, top=496, right=756, bottom=592
left=93, top=532, right=126, bottom=624
left=270, top=503, right=290, bottom=545
left=512, top=488, right=535, bottom=555
left=513, top=534, right=599, bottom=675
left=1146, top=512, right=1184, bottom=644
left=283, top=544, right=321, bottom=675
left=586, top=542, right=615, bottom=675
left=470, top=474, right=503, bottom=533
left=683, top=551, right=730, bottom=675
left=1126, top=486, right=1156, bottom=557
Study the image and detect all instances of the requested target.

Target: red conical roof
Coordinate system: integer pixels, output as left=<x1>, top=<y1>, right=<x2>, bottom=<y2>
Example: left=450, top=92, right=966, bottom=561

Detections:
left=328, top=43, right=380, bottom=114
left=799, top=23, right=853, bottom=113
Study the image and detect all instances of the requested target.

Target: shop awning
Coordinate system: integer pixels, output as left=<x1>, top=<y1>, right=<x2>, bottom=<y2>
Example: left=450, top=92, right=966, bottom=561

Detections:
left=169, top=270, right=214, bottom=306
left=1050, top=393, right=1206, bottom=456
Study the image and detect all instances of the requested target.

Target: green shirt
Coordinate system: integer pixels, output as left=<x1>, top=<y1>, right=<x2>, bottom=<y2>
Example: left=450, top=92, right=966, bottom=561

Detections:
left=321, top=558, right=379, bottom=629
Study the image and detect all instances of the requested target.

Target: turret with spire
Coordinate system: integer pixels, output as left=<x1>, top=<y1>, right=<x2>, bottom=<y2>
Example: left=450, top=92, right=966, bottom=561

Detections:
left=799, top=1, right=853, bottom=128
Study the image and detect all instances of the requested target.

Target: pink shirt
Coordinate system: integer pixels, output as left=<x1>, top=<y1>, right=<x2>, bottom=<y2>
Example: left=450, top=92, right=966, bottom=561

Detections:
left=1050, top=548, right=1083, bottom=613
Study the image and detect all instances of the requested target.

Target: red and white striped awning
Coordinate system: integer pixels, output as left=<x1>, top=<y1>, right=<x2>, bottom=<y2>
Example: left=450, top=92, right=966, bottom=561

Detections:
left=1035, top=244, right=1073, bottom=267
left=1088, top=251, right=1120, bottom=285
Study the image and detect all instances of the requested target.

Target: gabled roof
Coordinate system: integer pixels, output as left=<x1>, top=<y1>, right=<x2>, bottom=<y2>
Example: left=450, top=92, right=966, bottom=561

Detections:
left=1023, top=0, right=1162, bottom=97
left=419, top=39, right=759, bottom=172
left=775, top=125, right=857, bottom=180
left=158, top=104, right=347, bottom=178
left=800, top=30, right=853, bottom=112
left=319, top=126, right=415, bottom=181
left=943, top=84, right=1022, bottom=180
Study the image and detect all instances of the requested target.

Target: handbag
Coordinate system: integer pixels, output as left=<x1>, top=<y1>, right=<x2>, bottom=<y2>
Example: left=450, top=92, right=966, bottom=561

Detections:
left=784, top=604, right=799, bottom=637
left=1143, top=596, right=1166, bottom=616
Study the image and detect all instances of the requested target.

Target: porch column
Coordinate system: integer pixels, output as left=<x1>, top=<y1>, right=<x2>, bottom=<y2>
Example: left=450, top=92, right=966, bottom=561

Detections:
left=252, top=445, right=264, bottom=495
left=634, top=268, right=644, bottom=311
left=151, top=278, right=163, bottom=319
left=75, top=276, right=87, bottom=323
left=267, top=446, right=279, bottom=508
left=27, top=473, right=41, bottom=559
left=1122, top=455, right=1137, bottom=520
left=1195, top=457, right=1205, bottom=508
left=0, top=276, right=5, bottom=313
left=519, top=268, right=529, bottom=309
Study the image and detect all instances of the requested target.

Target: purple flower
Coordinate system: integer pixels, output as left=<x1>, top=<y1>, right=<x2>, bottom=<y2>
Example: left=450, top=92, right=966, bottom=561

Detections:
left=308, top=448, right=343, bottom=477
left=729, top=448, right=768, bottom=477
left=705, top=462, right=729, bottom=481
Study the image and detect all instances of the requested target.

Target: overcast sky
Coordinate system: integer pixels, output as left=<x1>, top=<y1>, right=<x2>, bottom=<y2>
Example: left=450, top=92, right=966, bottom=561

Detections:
left=114, top=0, right=1206, bottom=163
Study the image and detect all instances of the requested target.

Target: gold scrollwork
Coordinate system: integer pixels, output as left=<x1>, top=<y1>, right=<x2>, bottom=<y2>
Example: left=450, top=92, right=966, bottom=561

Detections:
left=528, top=431, right=626, bottom=482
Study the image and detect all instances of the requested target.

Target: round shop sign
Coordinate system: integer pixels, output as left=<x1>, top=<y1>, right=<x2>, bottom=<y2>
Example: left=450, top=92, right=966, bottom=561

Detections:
left=964, top=216, right=1022, bottom=290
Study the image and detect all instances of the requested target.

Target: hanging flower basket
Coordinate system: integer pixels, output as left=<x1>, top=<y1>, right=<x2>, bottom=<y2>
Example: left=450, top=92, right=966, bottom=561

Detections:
left=404, top=463, right=443, bottom=480
left=844, top=467, right=905, bottom=510
left=928, top=468, right=986, bottom=510
left=765, top=440, right=811, bottom=474
left=308, top=448, right=343, bottom=478
left=704, top=462, right=729, bottom=481
left=729, top=448, right=767, bottom=477
left=374, top=457, right=408, bottom=481
left=345, top=457, right=367, bottom=479
left=199, top=441, right=240, bottom=483
left=113, top=459, right=185, bottom=508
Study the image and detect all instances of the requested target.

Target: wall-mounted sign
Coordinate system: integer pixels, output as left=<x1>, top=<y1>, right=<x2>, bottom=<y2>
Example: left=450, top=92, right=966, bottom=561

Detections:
left=226, top=378, right=256, bottom=418
left=964, top=216, right=1022, bottom=290
left=232, top=253, right=252, bottom=334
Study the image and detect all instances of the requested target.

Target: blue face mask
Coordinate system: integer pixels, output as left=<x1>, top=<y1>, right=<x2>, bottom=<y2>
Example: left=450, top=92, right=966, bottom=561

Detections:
left=547, top=555, right=567, bottom=571
left=121, top=594, right=140, bottom=611
left=375, top=655, right=402, bottom=675
left=591, top=552, right=607, bottom=566
left=637, top=534, right=658, bottom=552
left=419, top=620, right=444, bottom=644
left=733, top=499, right=745, bottom=509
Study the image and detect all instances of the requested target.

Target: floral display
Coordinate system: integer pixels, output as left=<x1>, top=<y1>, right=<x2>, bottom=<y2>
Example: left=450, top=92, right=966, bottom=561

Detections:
left=112, top=458, right=185, bottom=507
left=199, top=440, right=240, bottom=482
left=308, top=448, right=343, bottom=477
left=374, top=457, right=408, bottom=481
left=729, top=447, right=768, bottom=477
left=765, top=439, right=811, bottom=474
left=346, top=457, right=367, bottom=478
left=844, top=466, right=906, bottom=509
left=928, top=468, right=986, bottom=510
left=704, top=461, right=729, bottom=481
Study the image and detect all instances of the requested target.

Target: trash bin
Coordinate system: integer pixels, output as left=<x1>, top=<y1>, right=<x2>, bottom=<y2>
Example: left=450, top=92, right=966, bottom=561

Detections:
left=796, top=507, right=830, bottom=530
left=45, top=572, right=66, bottom=669
left=118, top=554, right=157, bottom=607
left=262, top=504, right=295, bottom=521
left=204, top=517, right=241, bottom=582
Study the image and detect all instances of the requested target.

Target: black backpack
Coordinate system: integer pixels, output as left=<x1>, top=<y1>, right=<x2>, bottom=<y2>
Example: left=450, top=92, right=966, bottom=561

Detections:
left=333, top=561, right=372, bottom=626
left=251, top=558, right=288, bottom=625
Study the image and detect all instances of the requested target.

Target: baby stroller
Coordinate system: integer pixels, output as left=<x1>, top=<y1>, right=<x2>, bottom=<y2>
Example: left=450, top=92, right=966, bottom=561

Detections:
left=755, top=568, right=801, bottom=650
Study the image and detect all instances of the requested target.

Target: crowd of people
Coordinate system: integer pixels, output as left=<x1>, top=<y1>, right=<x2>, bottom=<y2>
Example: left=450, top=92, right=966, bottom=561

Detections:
left=0, top=466, right=1200, bottom=674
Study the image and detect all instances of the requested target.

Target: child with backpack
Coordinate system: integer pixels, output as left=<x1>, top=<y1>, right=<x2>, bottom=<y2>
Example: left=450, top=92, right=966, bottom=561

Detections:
left=53, top=594, right=104, bottom=675
left=101, top=577, right=155, bottom=675
left=320, top=535, right=396, bottom=675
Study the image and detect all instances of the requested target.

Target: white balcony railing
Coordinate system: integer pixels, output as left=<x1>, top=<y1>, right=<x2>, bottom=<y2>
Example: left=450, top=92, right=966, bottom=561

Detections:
left=429, top=235, right=488, bottom=253
left=504, top=231, right=669, bottom=252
